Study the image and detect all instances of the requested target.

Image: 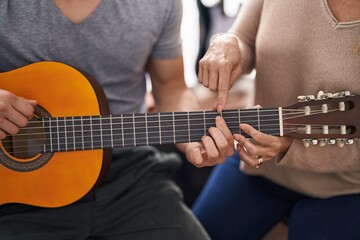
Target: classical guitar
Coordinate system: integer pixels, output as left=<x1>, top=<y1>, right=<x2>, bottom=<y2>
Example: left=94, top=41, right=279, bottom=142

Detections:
left=0, top=62, right=359, bottom=208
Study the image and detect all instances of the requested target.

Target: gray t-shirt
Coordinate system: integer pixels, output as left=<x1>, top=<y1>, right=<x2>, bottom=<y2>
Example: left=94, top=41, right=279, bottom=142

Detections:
left=0, top=0, right=183, bottom=114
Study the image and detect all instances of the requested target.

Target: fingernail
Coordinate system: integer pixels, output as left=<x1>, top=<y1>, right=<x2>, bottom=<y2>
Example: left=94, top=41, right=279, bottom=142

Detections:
left=233, top=134, right=241, bottom=139
left=217, top=104, right=223, bottom=113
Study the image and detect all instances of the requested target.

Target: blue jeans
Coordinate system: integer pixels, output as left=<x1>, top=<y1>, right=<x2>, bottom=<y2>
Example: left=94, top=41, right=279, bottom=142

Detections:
left=192, top=151, right=360, bottom=240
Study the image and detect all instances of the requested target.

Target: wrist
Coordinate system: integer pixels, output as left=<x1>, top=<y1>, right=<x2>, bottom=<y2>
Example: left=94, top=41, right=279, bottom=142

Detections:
left=210, top=32, right=241, bottom=46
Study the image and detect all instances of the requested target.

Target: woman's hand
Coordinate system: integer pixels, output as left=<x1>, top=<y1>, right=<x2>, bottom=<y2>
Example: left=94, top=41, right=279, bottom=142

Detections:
left=233, top=124, right=293, bottom=168
left=198, top=33, right=243, bottom=112
left=0, top=89, right=37, bottom=139
left=182, top=116, right=234, bottom=167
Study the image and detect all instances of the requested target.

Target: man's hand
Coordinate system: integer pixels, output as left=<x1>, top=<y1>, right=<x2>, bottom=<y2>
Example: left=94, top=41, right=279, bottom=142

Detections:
left=0, top=89, right=37, bottom=139
left=182, top=116, right=234, bottom=167
left=198, top=33, right=243, bottom=112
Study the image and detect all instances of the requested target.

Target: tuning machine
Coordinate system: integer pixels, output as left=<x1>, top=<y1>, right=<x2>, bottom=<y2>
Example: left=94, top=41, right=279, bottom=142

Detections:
left=298, top=95, right=315, bottom=102
left=337, top=138, right=354, bottom=148
left=318, top=138, right=336, bottom=147
left=317, top=91, right=333, bottom=99
left=333, top=91, right=351, bottom=98
left=302, top=139, right=318, bottom=147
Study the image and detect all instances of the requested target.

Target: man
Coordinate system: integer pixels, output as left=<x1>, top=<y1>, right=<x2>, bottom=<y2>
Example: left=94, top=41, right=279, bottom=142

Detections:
left=0, top=0, right=234, bottom=239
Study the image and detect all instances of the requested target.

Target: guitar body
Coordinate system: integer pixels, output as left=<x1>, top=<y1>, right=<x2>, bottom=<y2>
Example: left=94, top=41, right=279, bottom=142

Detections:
left=0, top=62, right=111, bottom=207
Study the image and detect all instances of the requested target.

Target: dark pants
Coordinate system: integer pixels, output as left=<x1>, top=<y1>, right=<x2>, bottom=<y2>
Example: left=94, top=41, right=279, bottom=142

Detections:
left=0, top=147, right=209, bottom=240
left=192, top=151, right=360, bottom=240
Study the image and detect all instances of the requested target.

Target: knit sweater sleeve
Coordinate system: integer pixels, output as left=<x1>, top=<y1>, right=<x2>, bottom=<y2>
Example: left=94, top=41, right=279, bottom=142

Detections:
left=229, top=0, right=263, bottom=73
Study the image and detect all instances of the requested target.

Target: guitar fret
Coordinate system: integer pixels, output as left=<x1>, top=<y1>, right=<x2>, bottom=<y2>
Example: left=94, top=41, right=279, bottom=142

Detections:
left=257, top=108, right=261, bottom=132
left=238, top=109, right=241, bottom=135
left=80, top=116, right=84, bottom=150
left=72, top=117, right=76, bottom=150
left=42, top=119, right=46, bottom=153
left=56, top=118, right=60, bottom=152
left=64, top=118, right=68, bottom=151
left=110, top=115, right=114, bottom=148
left=172, top=112, right=175, bottom=144
left=121, top=114, right=124, bottom=148
left=100, top=116, right=103, bottom=149
left=187, top=111, right=190, bottom=142
left=203, top=110, right=206, bottom=135
left=145, top=113, right=149, bottom=146
left=90, top=116, right=93, bottom=149
left=133, top=114, right=136, bottom=146
left=158, top=113, right=162, bottom=145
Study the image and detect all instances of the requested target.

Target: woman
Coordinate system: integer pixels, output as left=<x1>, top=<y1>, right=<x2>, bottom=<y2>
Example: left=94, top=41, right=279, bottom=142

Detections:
left=193, top=0, right=360, bottom=239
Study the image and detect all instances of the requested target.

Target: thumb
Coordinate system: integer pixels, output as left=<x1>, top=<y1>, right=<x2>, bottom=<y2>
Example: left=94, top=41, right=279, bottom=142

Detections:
left=28, top=99, right=38, bottom=106
left=18, top=97, right=38, bottom=106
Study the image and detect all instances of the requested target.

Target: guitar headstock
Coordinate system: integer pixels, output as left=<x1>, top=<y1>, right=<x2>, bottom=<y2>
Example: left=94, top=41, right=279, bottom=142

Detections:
left=283, top=91, right=359, bottom=147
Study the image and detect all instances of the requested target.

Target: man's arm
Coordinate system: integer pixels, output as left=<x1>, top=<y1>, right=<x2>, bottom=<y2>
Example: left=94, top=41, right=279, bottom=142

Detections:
left=147, top=56, right=234, bottom=167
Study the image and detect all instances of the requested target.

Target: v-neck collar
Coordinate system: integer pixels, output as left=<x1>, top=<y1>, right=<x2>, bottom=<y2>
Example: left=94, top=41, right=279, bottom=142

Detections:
left=323, top=0, right=360, bottom=28
left=49, top=0, right=104, bottom=26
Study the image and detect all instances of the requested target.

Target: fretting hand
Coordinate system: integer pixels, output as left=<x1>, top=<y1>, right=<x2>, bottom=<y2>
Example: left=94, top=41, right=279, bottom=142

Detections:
left=182, top=116, right=234, bottom=167
left=234, top=123, right=293, bottom=168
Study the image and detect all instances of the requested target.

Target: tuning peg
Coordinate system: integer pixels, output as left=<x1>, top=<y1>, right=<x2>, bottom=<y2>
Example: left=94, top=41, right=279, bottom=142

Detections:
left=298, top=95, right=315, bottom=102
left=319, top=138, right=336, bottom=147
left=302, top=139, right=318, bottom=147
left=337, top=138, right=354, bottom=148
left=333, top=91, right=351, bottom=98
left=317, top=91, right=333, bottom=99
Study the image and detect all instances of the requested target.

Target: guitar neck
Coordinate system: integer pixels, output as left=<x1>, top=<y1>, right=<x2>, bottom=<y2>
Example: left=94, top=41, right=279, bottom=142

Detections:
left=41, top=108, right=282, bottom=153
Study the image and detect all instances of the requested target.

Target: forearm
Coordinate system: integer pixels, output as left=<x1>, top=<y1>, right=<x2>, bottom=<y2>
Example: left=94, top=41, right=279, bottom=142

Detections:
left=228, top=0, right=264, bottom=73
left=155, top=86, right=200, bottom=113
left=153, top=84, right=200, bottom=154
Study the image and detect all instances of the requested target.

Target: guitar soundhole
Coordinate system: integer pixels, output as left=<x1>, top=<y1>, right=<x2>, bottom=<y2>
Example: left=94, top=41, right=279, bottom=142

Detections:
left=0, top=105, right=53, bottom=172
left=2, top=118, right=45, bottom=159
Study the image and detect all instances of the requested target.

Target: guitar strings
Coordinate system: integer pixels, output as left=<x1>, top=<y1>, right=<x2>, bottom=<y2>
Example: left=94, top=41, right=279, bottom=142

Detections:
left=1, top=108, right=338, bottom=134
left=0, top=125, right=348, bottom=155
left=0, top=110, right=342, bottom=143
left=0, top=128, right=333, bottom=155
left=0, top=108, right=348, bottom=154
left=0, top=109, right=343, bottom=146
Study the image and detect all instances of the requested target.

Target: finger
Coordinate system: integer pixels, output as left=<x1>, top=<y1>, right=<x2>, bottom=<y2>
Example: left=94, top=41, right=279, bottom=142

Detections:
left=13, top=98, right=35, bottom=119
left=217, top=67, right=231, bottom=111
left=201, top=135, right=219, bottom=163
left=191, top=145, right=204, bottom=166
left=3, top=107, right=30, bottom=128
left=202, top=69, right=210, bottom=88
left=0, top=129, right=6, bottom=139
left=239, top=123, right=270, bottom=145
left=215, top=116, right=233, bottom=142
left=0, top=118, right=20, bottom=135
left=215, top=116, right=234, bottom=156
left=208, top=127, right=229, bottom=157
left=234, top=133, right=262, bottom=157
left=208, top=70, right=219, bottom=92
left=26, top=99, right=38, bottom=107
left=236, top=143, right=258, bottom=167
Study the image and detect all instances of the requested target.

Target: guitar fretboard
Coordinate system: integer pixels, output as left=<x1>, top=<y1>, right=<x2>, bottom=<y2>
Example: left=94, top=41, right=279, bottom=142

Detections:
left=41, top=108, right=281, bottom=153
